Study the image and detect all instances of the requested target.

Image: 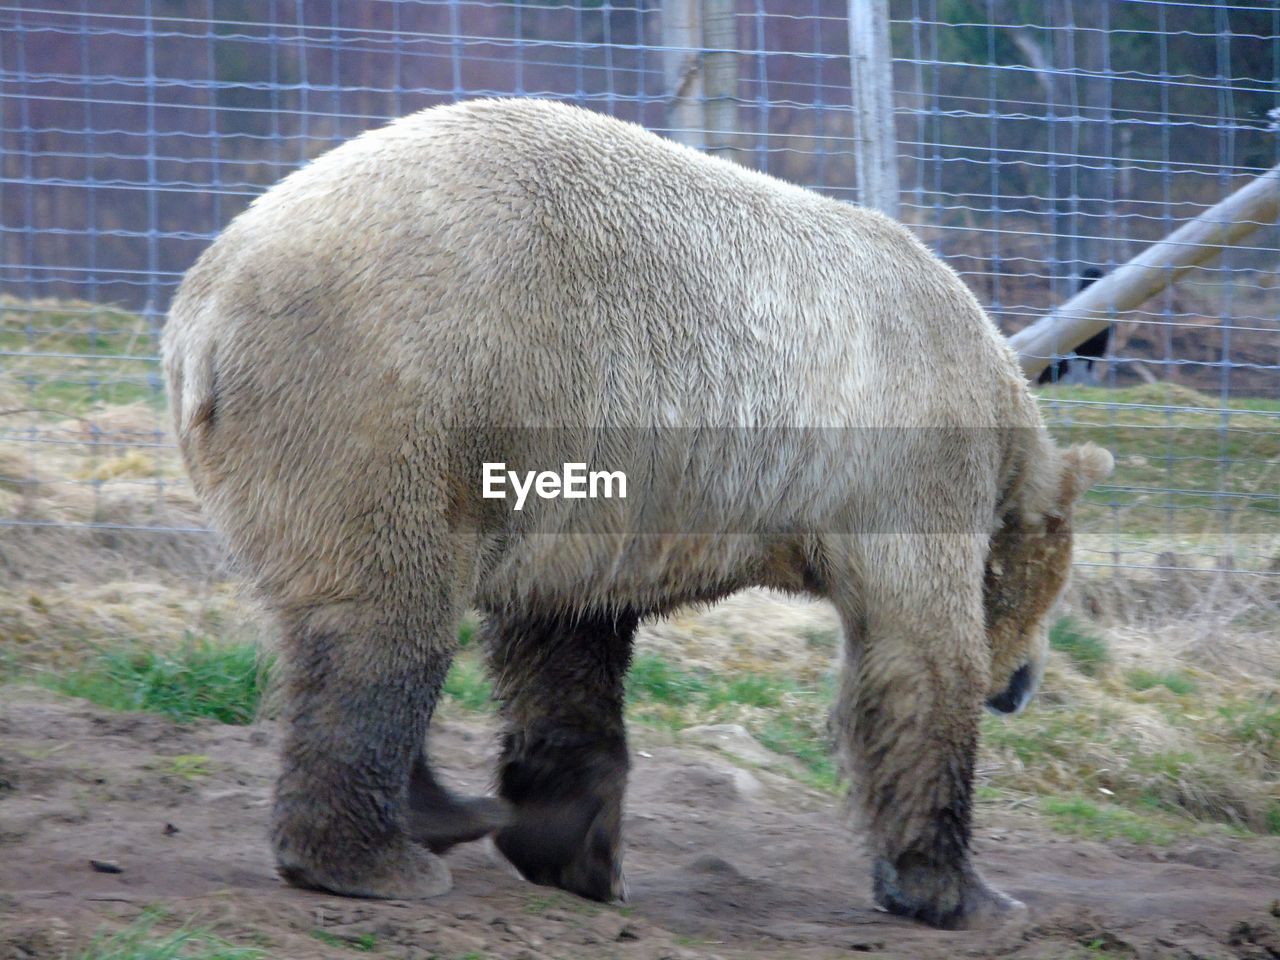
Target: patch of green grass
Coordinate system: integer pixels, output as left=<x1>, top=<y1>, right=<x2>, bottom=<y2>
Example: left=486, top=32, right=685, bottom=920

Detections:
left=755, top=715, right=838, bottom=791
left=982, top=705, right=1111, bottom=767
left=704, top=673, right=790, bottom=709
left=1075, top=936, right=1134, bottom=959
left=0, top=301, right=164, bottom=416
left=415, top=621, right=495, bottom=712
left=521, top=890, right=599, bottom=917
left=77, top=916, right=263, bottom=960
left=1036, top=383, right=1280, bottom=539
left=1126, top=669, right=1197, bottom=696
left=673, top=934, right=717, bottom=947
left=1266, top=802, right=1280, bottom=836
left=1127, top=750, right=1194, bottom=779
left=1049, top=617, right=1110, bottom=676
left=15, top=376, right=158, bottom=413
left=442, top=653, right=493, bottom=711
left=167, top=754, right=211, bottom=780
left=626, top=654, right=836, bottom=789
left=1218, top=698, right=1280, bottom=767
left=0, top=648, right=19, bottom=683
left=456, top=617, right=478, bottom=649
left=628, top=654, right=800, bottom=711
left=627, top=653, right=711, bottom=706
left=1040, top=795, right=1175, bottom=845
left=47, top=637, right=270, bottom=725
left=311, top=930, right=378, bottom=952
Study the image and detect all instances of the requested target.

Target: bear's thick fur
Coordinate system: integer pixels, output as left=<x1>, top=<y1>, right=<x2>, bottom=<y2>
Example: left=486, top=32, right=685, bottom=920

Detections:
left=163, top=98, right=1112, bottom=930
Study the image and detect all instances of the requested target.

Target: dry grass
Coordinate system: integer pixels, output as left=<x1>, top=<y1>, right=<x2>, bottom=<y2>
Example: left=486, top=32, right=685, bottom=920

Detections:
left=632, top=589, right=1280, bottom=838
left=0, top=302, right=220, bottom=603
left=979, top=621, right=1280, bottom=837
left=0, top=303, right=237, bottom=668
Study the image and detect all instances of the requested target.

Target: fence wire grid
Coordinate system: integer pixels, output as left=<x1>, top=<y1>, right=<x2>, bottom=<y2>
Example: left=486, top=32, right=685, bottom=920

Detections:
left=1, top=0, right=1278, bottom=584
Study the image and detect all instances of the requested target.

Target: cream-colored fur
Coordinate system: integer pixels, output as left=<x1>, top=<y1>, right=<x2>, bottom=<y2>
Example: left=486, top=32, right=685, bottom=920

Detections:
left=163, top=98, right=1111, bottom=927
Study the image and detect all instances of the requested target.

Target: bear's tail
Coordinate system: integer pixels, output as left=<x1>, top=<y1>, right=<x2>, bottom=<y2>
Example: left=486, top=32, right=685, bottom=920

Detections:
left=160, top=297, right=219, bottom=453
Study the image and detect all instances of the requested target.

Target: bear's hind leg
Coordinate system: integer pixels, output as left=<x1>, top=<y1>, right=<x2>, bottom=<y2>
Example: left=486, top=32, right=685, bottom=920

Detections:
left=484, top=608, right=636, bottom=902
left=272, top=603, right=457, bottom=900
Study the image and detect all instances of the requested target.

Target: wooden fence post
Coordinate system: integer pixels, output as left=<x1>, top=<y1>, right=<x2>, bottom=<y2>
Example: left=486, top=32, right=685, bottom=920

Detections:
left=847, top=0, right=899, bottom=217
left=702, top=0, right=738, bottom=159
left=663, top=0, right=704, bottom=149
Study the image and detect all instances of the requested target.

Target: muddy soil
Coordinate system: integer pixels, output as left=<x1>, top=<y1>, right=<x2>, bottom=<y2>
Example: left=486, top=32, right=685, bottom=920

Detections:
left=1, top=688, right=1277, bottom=960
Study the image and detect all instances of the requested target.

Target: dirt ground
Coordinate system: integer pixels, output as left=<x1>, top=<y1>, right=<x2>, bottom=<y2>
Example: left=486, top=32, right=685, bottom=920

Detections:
left=1, top=688, right=1278, bottom=960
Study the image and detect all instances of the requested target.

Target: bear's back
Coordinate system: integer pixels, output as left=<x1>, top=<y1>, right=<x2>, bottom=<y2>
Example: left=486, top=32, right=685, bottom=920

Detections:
left=170, top=98, right=1023, bottom=436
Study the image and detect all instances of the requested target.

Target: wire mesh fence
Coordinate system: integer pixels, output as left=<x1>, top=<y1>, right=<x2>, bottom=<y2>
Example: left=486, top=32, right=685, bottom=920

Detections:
left=1, top=0, right=1277, bottom=586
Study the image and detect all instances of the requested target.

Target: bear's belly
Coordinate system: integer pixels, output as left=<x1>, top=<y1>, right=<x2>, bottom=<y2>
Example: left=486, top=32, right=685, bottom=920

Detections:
left=473, top=531, right=810, bottom=616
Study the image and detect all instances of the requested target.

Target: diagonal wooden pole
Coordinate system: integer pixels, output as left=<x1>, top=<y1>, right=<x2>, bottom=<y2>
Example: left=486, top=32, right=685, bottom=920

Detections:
left=1010, top=163, right=1280, bottom=381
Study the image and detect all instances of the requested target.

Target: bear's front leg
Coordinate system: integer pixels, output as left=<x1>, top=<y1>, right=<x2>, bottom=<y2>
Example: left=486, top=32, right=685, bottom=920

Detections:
left=272, top=607, right=454, bottom=900
left=483, top=608, right=637, bottom=902
left=838, top=605, right=1024, bottom=930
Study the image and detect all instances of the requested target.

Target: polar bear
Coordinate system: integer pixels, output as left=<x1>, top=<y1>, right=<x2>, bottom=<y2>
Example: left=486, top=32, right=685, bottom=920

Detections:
left=163, top=98, right=1111, bottom=930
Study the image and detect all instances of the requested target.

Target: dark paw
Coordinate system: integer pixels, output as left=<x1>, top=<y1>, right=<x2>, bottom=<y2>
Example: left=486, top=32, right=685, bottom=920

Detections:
left=873, top=855, right=1025, bottom=930
left=494, top=798, right=625, bottom=902
left=493, top=726, right=628, bottom=901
